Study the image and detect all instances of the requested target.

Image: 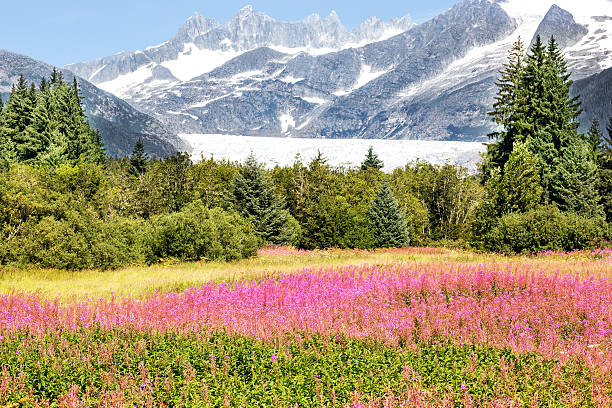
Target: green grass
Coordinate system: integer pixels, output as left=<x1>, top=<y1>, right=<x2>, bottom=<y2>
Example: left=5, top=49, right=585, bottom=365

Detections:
left=0, top=247, right=609, bottom=301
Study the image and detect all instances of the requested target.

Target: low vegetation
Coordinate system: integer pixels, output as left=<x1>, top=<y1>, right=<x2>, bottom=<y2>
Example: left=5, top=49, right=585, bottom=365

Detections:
left=0, top=247, right=610, bottom=406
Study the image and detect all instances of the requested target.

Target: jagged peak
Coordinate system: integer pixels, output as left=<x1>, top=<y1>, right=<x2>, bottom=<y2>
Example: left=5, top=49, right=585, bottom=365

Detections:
left=238, top=5, right=254, bottom=15
left=326, top=10, right=341, bottom=23
left=362, top=16, right=383, bottom=26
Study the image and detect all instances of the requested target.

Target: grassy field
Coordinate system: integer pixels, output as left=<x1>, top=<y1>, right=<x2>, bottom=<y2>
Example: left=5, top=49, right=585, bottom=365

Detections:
left=0, top=247, right=610, bottom=407
left=0, top=246, right=610, bottom=300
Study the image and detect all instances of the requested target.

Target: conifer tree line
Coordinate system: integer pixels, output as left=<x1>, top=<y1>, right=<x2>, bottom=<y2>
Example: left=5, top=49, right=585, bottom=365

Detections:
left=0, top=38, right=610, bottom=270
left=483, top=36, right=610, bottom=219
left=474, top=35, right=612, bottom=252
left=0, top=70, right=105, bottom=167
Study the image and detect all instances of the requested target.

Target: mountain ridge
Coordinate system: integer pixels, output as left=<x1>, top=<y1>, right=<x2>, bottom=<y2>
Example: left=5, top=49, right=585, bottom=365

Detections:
left=64, top=0, right=612, bottom=142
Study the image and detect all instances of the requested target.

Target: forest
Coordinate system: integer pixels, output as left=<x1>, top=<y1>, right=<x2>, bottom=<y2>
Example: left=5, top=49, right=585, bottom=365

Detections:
left=0, top=37, right=610, bottom=270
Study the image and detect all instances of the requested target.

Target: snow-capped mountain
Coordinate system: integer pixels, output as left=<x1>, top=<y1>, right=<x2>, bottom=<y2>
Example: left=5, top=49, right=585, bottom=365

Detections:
left=67, top=0, right=612, bottom=142
left=67, top=6, right=415, bottom=98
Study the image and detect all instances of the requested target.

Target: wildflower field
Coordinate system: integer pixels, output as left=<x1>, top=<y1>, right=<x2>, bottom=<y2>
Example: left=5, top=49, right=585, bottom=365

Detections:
left=0, top=248, right=610, bottom=407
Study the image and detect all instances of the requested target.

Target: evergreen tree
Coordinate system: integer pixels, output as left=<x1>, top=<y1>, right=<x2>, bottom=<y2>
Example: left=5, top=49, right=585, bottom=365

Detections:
left=232, top=154, right=294, bottom=245
left=550, top=138, right=603, bottom=218
left=368, top=182, right=409, bottom=248
left=360, top=146, right=384, bottom=170
left=526, top=37, right=582, bottom=197
left=2, top=76, right=39, bottom=162
left=486, top=37, right=527, bottom=173
left=0, top=72, right=105, bottom=166
left=586, top=119, right=604, bottom=155
left=598, top=118, right=612, bottom=221
left=130, top=138, right=148, bottom=175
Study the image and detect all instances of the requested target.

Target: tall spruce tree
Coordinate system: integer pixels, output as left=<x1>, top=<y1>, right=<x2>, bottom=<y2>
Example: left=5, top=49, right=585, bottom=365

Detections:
left=232, top=154, right=293, bottom=245
left=486, top=37, right=527, bottom=173
left=485, top=35, right=599, bottom=216
left=361, top=146, right=384, bottom=170
left=130, top=138, right=148, bottom=175
left=598, top=119, right=612, bottom=221
left=586, top=119, right=604, bottom=154
left=2, top=76, right=37, bottom=162
left=368, top=182, right=409, bottom=248
left=550, top=138, right=603, bottom=218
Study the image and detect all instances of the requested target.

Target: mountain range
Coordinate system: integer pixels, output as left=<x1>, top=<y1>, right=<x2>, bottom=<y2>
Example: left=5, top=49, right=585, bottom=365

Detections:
left=2, top=0, right=612, bottom=156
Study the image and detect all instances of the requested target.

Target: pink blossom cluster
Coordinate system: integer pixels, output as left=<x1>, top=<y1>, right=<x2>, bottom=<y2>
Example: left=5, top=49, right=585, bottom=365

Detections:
left=0, top=262, right=609, bottom=372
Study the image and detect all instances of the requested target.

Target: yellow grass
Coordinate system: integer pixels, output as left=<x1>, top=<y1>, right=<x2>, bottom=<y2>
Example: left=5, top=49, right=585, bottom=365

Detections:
left=0, top=247, right=609, bottom=301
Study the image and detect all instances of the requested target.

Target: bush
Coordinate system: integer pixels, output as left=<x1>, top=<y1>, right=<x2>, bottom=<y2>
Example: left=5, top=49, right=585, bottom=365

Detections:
left=5, top=211, right=142, bottom=270
left=141, top=201, right=260, bottom=264
left=483, top=206, right=608, bottom=254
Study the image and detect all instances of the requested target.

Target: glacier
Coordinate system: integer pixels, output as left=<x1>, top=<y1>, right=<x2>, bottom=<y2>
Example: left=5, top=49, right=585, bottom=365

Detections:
left=181, top=134, right=486, bottom=172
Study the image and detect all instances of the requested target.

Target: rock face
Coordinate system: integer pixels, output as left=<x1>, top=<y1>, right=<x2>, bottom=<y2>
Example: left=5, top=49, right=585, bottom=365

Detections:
left=65, top=0, right=612, bottom=142
left=572, top=66, right=612, bottom=134
left=0, top=49, right=186, bottom=157
left=531, top=5, right=588, bottom=48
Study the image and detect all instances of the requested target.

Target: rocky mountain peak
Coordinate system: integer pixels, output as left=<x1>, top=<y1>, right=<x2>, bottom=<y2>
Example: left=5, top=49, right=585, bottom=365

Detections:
left=171, top=12, right=217, bottom=44
left=531, top=4, right=588, bottom=48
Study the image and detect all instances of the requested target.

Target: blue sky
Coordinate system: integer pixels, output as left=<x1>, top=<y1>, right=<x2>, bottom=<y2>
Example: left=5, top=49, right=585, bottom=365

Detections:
left=1, top=1, right=457, bottom=67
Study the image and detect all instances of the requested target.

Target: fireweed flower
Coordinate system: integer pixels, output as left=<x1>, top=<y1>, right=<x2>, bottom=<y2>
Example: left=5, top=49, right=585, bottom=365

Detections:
left=271, top=354, right=278, bottom=363
left=461, top=384, right=469, bottom=391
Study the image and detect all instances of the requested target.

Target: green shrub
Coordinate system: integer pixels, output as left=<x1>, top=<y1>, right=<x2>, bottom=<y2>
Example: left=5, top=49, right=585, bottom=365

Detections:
left=5, top=211, right=142, bottom=270
left=141, top=201, right=260, bottom=264
left=483, top=206, right=608, bottom=254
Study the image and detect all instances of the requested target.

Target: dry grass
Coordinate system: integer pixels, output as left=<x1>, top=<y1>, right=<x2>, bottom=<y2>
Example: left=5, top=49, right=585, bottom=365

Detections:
left=0, top=247, right=609, bottom=301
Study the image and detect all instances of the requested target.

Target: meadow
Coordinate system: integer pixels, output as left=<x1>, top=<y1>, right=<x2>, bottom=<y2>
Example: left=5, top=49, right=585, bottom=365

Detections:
left=0, top=247, right=610, bottom=407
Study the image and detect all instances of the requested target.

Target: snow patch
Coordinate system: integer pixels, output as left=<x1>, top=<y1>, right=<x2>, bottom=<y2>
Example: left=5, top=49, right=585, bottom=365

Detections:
left=97, top=65, right=153, bottom=97
left=334, top=65, right=389, bottom=96
left=167, top=110, right=199, bottom=120
left=301, top=96, right=328, bottom=104
left=191, top=94, right=232, bottom=108
left=88, top=64, right=107, bottom=81
left=279, top=75, right=305, bottom=84
left=161, top=43, right=242, bottom=81
left=279, top=113, right=295, bottom=133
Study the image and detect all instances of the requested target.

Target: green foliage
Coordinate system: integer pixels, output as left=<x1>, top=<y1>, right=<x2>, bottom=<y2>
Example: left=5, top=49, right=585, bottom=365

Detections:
left=369, top=183, right=409, bottom=248
left=232, top=154, right=297, bottom=245
left=141, top=201, right=260, bottom=264
left=0, top=329, right=597, bottom=407
left=550, top=139, right=603, bottom=218
left=0, top=71, right=105, bottom=167
left=360, top=146, right=384, bottom=170
left=480, top=35, right=606, bottom=244
left=129, top=137, right=148, bottom=176
left=392, top=162, right=482, bottom=241
left=501, top=141, right=543, bottom=213
left=486, top=37, right=528, bottom=174
left=484, top=36, right=590, bottom=209
left=475, top=141, right=543, bottom=234
left=482, top=206, right=608, bottom=254
left=596, top=119, right=612, bottom=221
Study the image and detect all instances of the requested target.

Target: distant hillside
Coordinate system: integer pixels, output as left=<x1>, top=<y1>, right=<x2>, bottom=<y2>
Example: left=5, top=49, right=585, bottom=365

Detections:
left=573, top=66, right=612, bottom=134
